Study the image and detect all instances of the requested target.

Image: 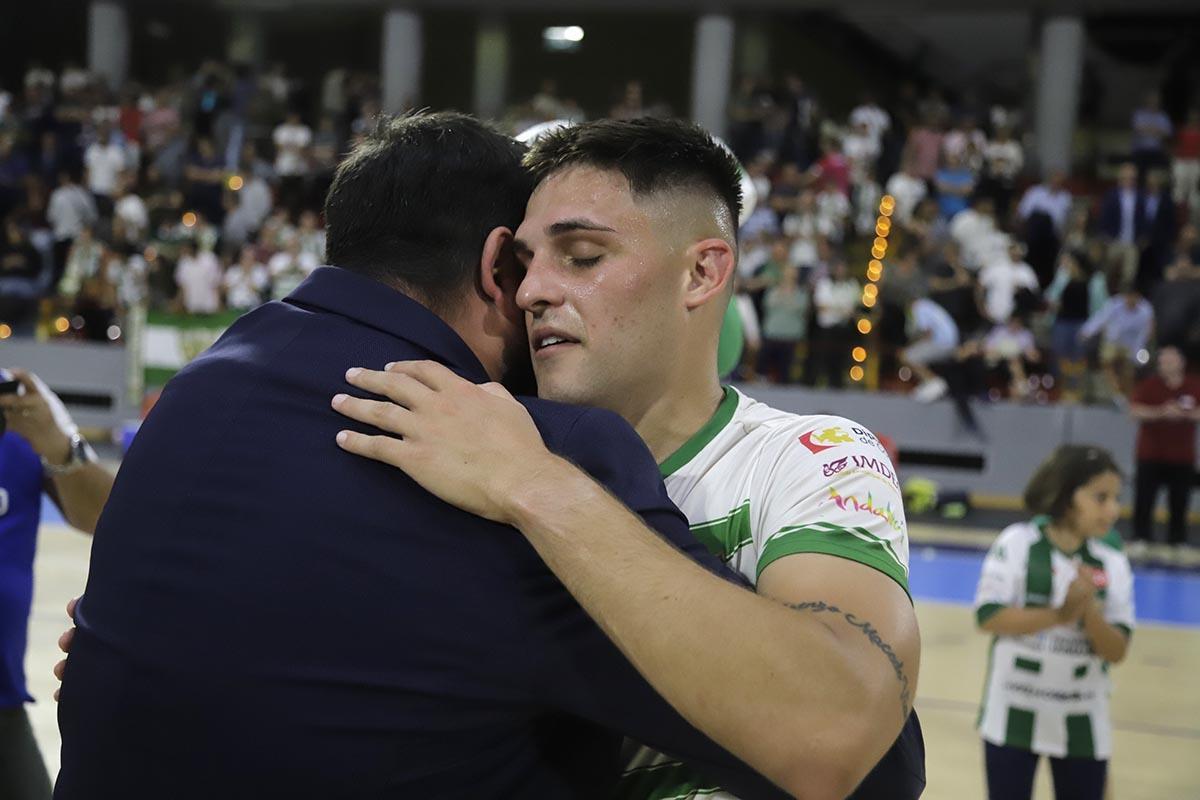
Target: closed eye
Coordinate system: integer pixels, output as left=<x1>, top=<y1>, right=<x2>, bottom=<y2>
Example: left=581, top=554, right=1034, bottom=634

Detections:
left=570, top=255, right=602, bottom=268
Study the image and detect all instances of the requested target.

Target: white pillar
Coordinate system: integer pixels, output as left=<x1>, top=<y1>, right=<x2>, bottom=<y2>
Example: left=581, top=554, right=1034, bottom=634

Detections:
left=690, top=14, right=736, bottom=139
left=88, top=1, right=130, bottom=91
left=382, top=8, right=423, bottom=115
left=473, top=13, right=509, bottom=120
left=1034, top=16, right=1085, bottom=175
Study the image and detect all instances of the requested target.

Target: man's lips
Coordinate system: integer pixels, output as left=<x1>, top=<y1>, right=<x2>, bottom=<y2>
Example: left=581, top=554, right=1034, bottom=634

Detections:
left=530, top=329, right=582, bottom=353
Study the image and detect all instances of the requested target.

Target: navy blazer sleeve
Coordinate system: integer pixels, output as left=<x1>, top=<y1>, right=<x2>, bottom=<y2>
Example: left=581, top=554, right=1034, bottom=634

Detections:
left=532, top=407, right=788, bottom=799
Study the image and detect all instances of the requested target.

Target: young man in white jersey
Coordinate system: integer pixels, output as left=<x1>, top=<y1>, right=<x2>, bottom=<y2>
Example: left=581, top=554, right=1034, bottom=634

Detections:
left=333, top=118, right=924, bottom=799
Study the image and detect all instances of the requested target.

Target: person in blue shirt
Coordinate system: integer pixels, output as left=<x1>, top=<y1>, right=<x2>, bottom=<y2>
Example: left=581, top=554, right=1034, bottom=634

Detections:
left=0, top=368, right=113, bottom=800
left=54, top=113, right=789, bottom=799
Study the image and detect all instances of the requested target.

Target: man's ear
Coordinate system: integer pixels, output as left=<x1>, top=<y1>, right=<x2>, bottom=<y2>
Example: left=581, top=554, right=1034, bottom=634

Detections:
left=478, top=226, right=523, bottom=321
left=684, top=237, right=737, bottom=311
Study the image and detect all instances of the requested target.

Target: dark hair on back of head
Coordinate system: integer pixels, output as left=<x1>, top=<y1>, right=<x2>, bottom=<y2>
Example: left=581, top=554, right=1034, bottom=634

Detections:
left=522, top=117, right=743, bottom=232
left=1023, top=445, right=1121, bottom=521
left=324, top=111, right=533, bottom=313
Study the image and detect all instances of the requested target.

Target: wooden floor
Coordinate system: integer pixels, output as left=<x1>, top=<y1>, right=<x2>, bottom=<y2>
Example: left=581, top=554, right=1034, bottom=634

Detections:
left=26, top=523, right=1200, bottom=798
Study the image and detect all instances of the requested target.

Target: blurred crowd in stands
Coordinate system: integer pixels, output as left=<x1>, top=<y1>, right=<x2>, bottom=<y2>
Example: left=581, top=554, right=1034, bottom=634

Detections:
left=2, top=60, right=1199, bottom=412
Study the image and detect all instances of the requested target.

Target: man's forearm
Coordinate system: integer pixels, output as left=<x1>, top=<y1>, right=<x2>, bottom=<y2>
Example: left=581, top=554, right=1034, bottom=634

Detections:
left=509, top=457, right=883, bottom=800
left=50, top=462, right=114, bottom=534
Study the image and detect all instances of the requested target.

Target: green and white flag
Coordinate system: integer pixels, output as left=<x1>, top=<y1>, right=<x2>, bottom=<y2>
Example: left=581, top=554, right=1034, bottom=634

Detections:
left=142, top=309, right=245, bottom=388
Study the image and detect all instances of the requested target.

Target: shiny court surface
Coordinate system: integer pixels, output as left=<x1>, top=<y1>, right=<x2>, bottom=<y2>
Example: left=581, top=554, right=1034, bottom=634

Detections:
left=26, top=521, right=1200, bottom=797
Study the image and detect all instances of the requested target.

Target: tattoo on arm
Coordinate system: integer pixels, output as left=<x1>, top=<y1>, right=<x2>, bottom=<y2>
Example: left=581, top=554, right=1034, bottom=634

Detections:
left=787, top=600, right=913, bottom=720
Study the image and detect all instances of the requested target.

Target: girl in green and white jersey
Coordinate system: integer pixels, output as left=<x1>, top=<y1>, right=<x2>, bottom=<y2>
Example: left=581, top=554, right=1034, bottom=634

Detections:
left=974, top=446, right=1134, bottom=800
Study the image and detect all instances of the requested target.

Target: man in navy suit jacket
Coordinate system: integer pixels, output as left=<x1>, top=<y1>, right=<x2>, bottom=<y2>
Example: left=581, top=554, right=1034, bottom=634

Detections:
left=55, top=113, right=784, bottom=799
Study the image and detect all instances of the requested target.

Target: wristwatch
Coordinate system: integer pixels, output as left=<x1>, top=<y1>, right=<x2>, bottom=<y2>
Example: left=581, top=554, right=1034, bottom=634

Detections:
left=42, top=432, right=96, bottom=477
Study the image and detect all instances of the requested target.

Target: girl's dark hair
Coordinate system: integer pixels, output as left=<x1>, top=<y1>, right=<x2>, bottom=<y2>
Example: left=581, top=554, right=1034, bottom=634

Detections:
left=1023, top=445, right=1121, bottom=520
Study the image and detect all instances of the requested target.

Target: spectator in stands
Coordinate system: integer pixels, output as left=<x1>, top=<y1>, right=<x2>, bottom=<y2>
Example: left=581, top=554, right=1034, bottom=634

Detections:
left=885, top=158, right=928, bottom=226
left=981, top=123, right=1024, bottom=219
left=950, top=194, right=1003, bottom=274
left=609, top=80, right=645, bottom=120
left=1017, top=169, right=1073, bottom=238
left=981, top=315, right=1042, bottom=400
left=184, top=136, right=226, bottom=225
left=1099, top=163, right=1144, bottom=288
left=843, top=119, right=880, bottom=187
left=903, top=109, right=944, bottom=182
left=979, top=240, right=1039, bottom=324
left=173, top=239, right=222, bottom=315
left=57, top=225, right=102, bottom=301
left=273, top=110, right=312, bottom=218
left=806, top=137, right=851, bottom=198
left=782, top=191, right=833, bottom=268
left=0, top=218, right=43, bottom=333
left=46, top=169, right=97, bottom=284
left=112, top=171, right=148, bottom=245
left=1138, top=169, right=1177, bottom=291
left=1172, top=107, right=1200, bottom=216
left=83, top=121, right=126, bottom=217
left=935, top=151, right=976, bottom=220
left=223, top=244, right=269, bottom=311
left=267, top=233, right=317, bottom=300
left=903, top=296, right=959, bottom=402
left=1081, top=287, right=1155, bottom=401
left=853, top=166, right=883, bottom=239
left=1128, top=345, right=1200, bottom=560
left=1131, top=90, right=1173, bottom=178
left=815, top=182, right=850, bottom=242
left=927, top=240, right=981, bottom=334
left=942, top=114, right=986, bottom=175
left=849, top=91, right=890, bottom=150
left=0, top=134, right=32, bottom=222
left=812, top=259, right=860, bottom=388
left=1046, top=250, right=1107, bottom=401
left=758, top=265, right=809, bottom=384
left=296, top=209, right=326, bottom=262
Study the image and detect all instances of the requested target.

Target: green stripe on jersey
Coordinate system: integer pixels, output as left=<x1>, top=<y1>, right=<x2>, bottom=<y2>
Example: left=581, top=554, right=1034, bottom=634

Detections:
left=1005, top=707, right=1035, bottom=750
left=1066, top=714, right=1096, bottom=758
left=1014, top=657, right=1041, bottom=674
left=614, top=760, right=721, bottom=800
left=976, top=603, right=1005, bottom=627
left=659, top=387, right=739, bottom=478
left=758, top=525, right=909, bottom=597
left=1025, top=535, right=1053, bottom=607
left=689, top=501, right=753, bottom=562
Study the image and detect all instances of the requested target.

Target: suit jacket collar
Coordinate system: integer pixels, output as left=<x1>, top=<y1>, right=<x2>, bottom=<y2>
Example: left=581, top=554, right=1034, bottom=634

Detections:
left=285, top=266, right=490, bottom=382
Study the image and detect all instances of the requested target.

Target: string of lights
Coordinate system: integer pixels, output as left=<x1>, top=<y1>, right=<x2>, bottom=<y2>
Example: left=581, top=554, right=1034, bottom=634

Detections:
left=850, top=193, right=895, bottom=385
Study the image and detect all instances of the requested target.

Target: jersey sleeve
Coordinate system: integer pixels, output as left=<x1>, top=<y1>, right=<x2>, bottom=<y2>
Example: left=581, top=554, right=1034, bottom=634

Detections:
left=753, top=417, right=909, bottom=595
left=975, top=529, right=1021, bottom=626
left=1102, top=551, right=1136, bottom=637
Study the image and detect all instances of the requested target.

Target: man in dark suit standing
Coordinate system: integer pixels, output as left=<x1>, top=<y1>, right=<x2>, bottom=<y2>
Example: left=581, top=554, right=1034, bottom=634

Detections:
left=1137, top=169, right=1178, bottom=292
left=1098, top=162, right=1145, bottom=288
left=54, top=113, right=786, bottom=799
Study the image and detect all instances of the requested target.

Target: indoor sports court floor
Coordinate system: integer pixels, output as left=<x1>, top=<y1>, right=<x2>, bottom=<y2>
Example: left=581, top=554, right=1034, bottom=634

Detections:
left=26, top=506, right=1200, bottom=798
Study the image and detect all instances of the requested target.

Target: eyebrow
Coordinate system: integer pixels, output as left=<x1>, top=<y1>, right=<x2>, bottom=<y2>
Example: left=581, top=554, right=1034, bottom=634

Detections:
left=546, top=219, right=617, bottom=236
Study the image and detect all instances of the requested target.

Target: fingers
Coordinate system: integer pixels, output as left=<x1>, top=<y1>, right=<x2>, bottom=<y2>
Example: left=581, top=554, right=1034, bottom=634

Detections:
left=11, top=369, right=39, bottom=394
left=335, top=429, right=410, bottom=470
left=332, top=394, right=413, bottom=437
left=59, top=626, right=75, bottom=654
left=383, top=360, right=464, bottom=392
left=479, top=382, right=516, bottom=401
left=67, top=596, right=78, bottom=618
left=54, top=657, right=68, bottom=681
left=344, top=368, right=433, bottom=409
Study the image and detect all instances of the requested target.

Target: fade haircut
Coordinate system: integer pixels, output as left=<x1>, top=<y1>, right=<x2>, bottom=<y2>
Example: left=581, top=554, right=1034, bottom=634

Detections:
left=324, top=111, right=534, bottom=314
left=522, top=117, right=743, bottom=235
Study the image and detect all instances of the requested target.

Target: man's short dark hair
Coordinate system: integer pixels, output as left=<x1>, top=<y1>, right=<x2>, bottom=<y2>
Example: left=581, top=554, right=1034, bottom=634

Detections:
left=324, top=111, right=533, bottom=313
left=522, top=118, right=743, bottom=231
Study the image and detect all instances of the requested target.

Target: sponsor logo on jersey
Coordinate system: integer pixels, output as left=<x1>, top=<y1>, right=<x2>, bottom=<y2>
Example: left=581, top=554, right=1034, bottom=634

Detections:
left=799, top=427, right=853, bottom=453
left=850, top=426, right=888, bottom=454
left=826, top=486, right=904, bottom=533
left=849, top=454, right=900, bottom=488
left=822, top=456, right=849, bottom=477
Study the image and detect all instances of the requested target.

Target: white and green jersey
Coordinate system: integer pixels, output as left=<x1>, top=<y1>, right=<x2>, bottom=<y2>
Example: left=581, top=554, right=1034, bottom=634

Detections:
left=617, top=386, right=910, bottom=800
left=974, top=520, right=1135, bottom=761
